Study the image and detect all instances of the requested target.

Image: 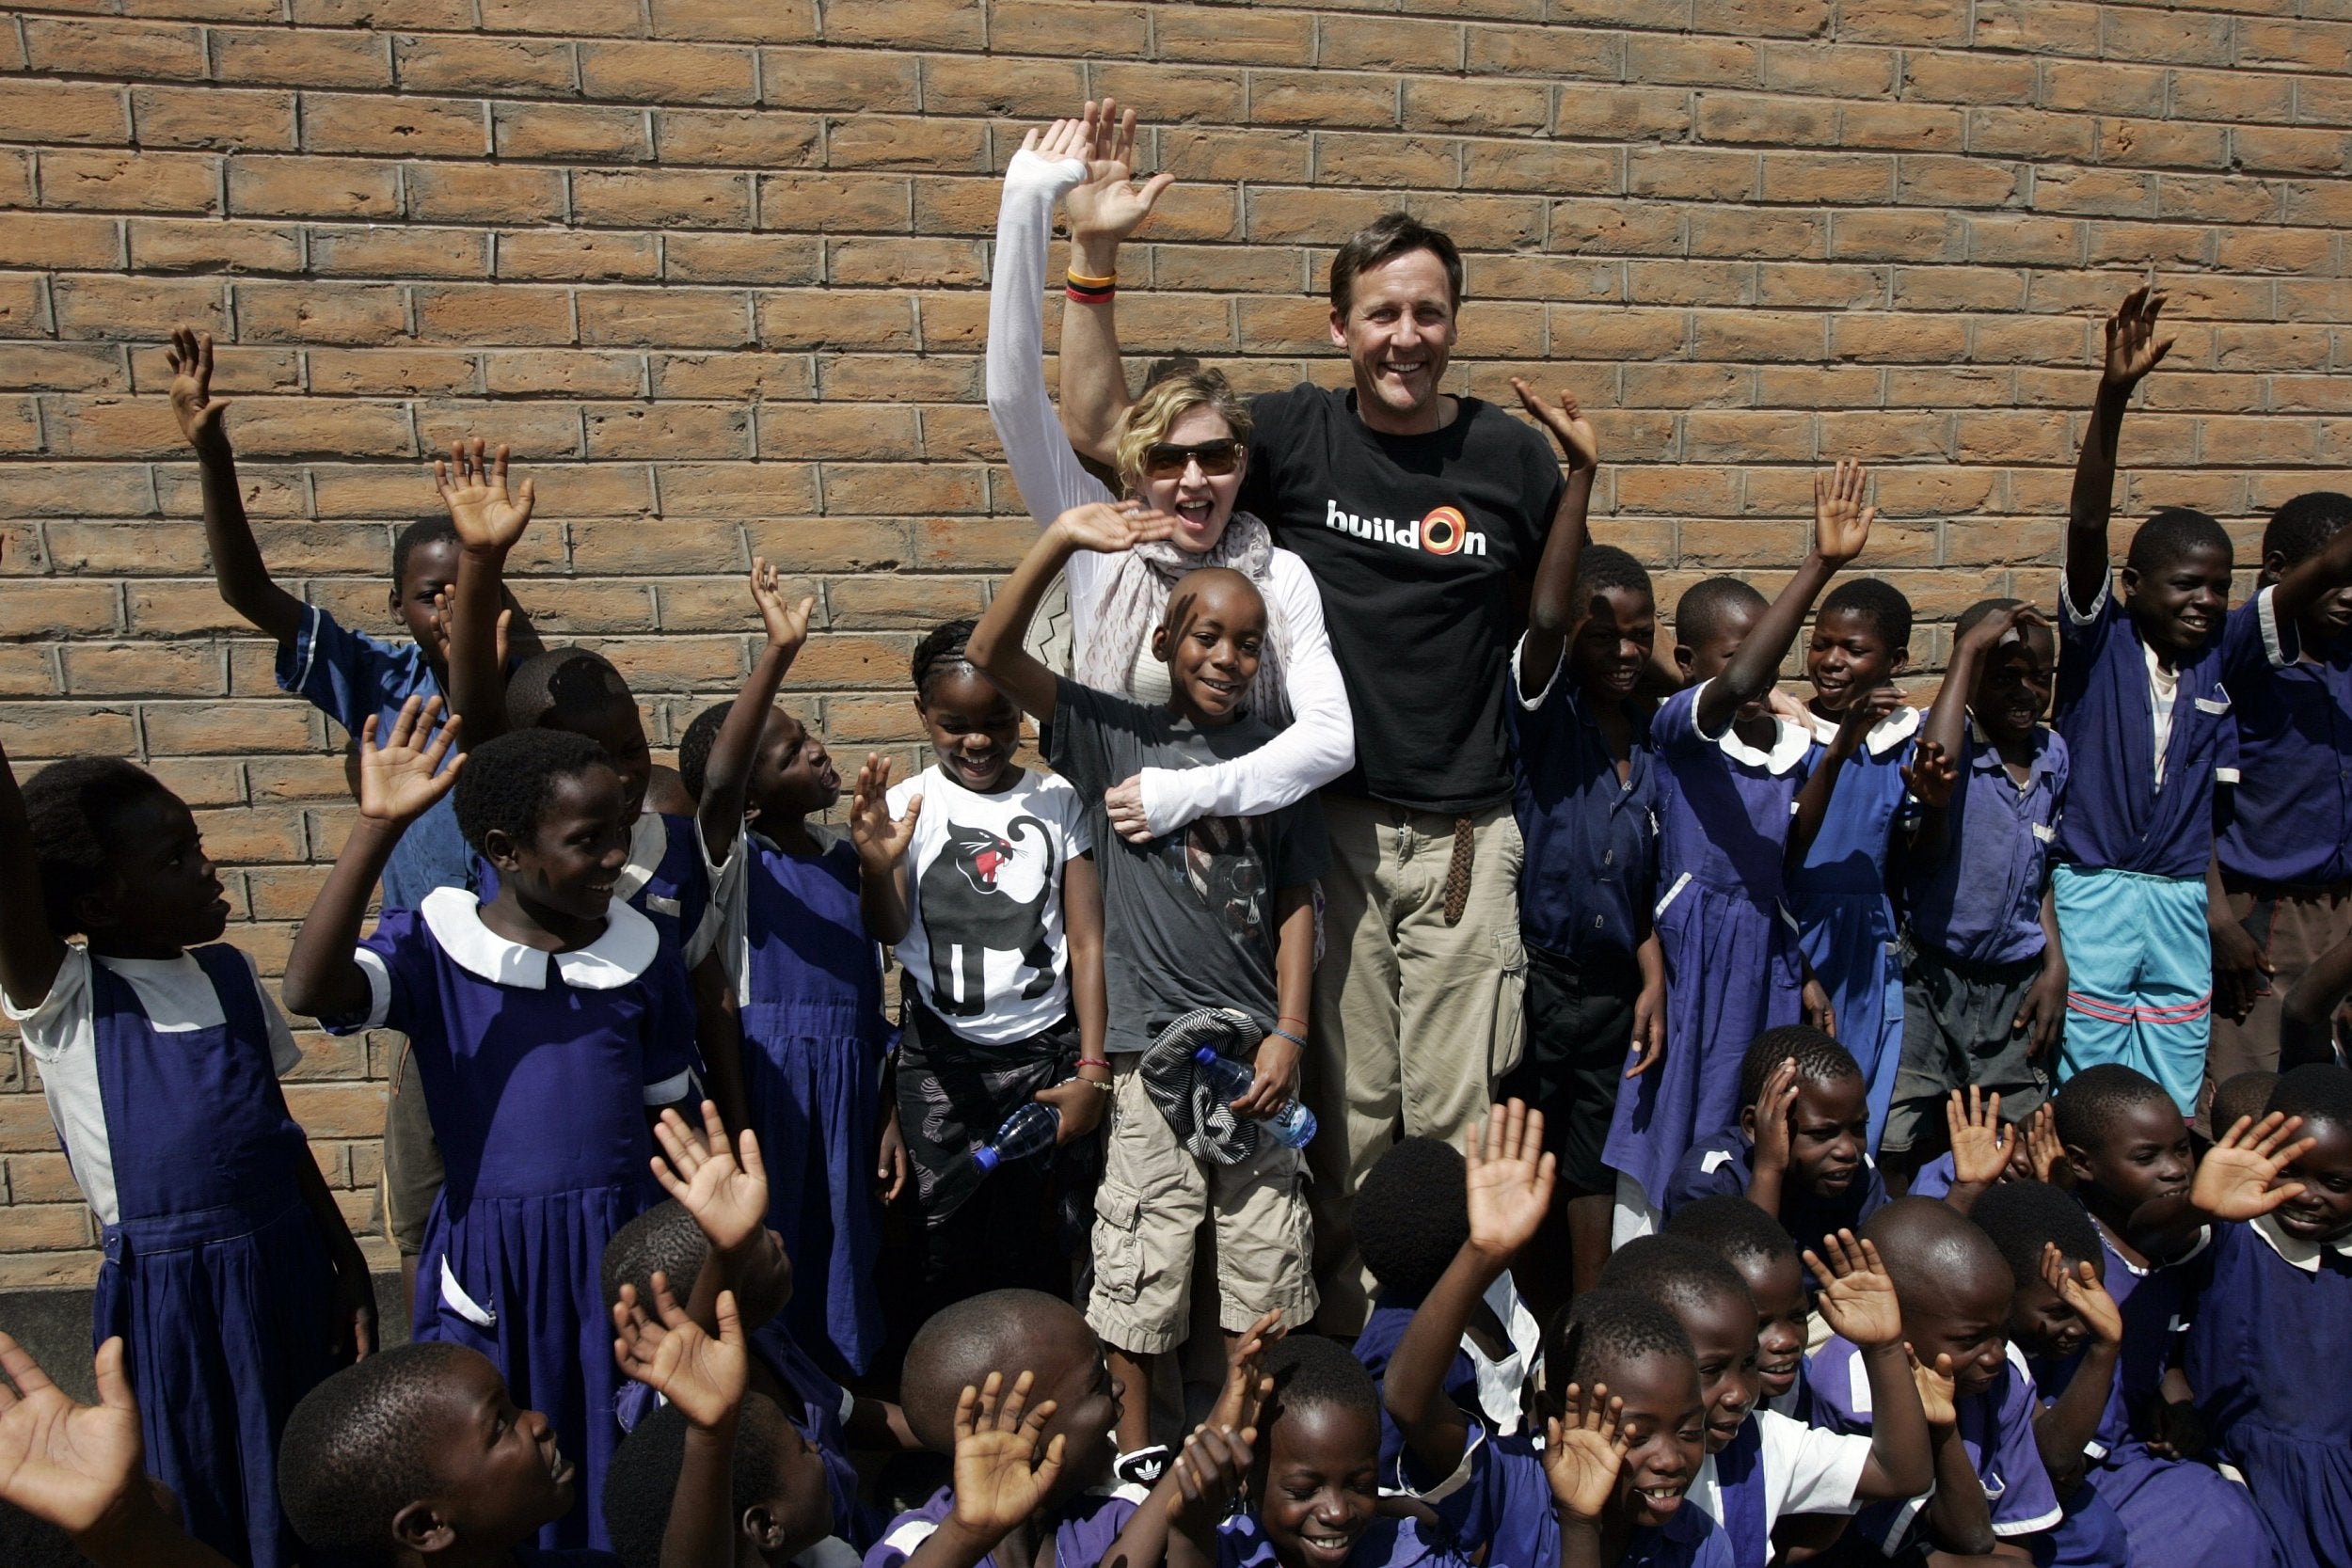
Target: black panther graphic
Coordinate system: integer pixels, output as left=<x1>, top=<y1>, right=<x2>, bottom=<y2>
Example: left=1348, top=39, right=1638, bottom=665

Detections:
left=918, top=816, right=1059, bottom=1017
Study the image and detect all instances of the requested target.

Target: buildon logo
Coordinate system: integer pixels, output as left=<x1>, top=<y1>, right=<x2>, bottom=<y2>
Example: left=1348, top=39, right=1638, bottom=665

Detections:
left=1323, top=499, right=1487, bottom=557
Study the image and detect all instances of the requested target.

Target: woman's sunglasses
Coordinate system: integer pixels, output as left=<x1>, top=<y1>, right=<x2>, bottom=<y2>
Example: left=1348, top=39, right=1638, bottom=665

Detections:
left=1140, top=438, right=1243, bottom=479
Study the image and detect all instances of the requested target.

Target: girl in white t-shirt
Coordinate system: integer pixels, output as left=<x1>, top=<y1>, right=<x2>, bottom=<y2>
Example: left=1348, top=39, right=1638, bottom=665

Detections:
left=850, top=618, right=1110, bottom=1318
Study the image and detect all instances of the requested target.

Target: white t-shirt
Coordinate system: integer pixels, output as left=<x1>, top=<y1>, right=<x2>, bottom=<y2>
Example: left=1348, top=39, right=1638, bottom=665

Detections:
left=2145, top=642, right=2179, bottom=786
left=1691, top=1407, right=1872, bottom=1539
left=3, top=945, right=300, bottom=1226
left=886, top=765, right=1091, bottom=1044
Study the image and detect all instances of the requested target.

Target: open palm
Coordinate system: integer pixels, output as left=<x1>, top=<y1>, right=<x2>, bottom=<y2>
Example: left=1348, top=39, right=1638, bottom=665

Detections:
left=2041, top=1247, right=2122, bottom=1347
left=1060, top=97, right=1175, bottom=245
left=1813, top=460, right=1875, bottom=565
left=948, top=1371, right=1066, bottom=1540
left=434, top=437, right=535, bottom=553
left=1907, top=1349, right=1957, bottom=1428
left=1542, top=1388, right=1627, bottom=1526
left=1053, top=500, right=1178, bottom=556
left=1805, top=1233, right=1903, bottom=1349
left=358, top=695, right=461, bottom=826
left=850, top=755, right=920, bottom=871
left=651, top=1101, right=769, bottom=1256
left=2192, top=1112, right=2314, bottom=1221
left=2103, top=286, right=2173, bottom=388
left=1945, top=1087, right=2013, bottom=1188
left=750, top=558, right=816, bottom=654
left=166, top=325, right=230, bottom=451
left=0, top=1336, right=143, bottom=1538
left=1465, top=1100, right=1554, bottom=1259
left=612, top=1279, right=748, bottom=1430
left=1510, top=378, right=1598, bottom=471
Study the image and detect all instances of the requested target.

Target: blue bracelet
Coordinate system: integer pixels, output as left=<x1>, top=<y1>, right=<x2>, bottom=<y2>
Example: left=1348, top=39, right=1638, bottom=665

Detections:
left=1268, top=1026, right=1308, bottom=1050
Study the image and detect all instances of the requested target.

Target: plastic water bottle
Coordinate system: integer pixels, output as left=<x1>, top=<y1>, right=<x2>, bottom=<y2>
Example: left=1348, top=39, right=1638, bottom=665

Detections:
left=1193, top=1047, right=1317, bottom=1148
left=972, top=1102, right=1061, bottom=1173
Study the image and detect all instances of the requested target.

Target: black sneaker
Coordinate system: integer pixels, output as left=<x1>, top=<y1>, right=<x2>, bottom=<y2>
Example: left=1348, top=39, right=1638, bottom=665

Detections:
left=1113, top=1445, right=1173, bottom=1488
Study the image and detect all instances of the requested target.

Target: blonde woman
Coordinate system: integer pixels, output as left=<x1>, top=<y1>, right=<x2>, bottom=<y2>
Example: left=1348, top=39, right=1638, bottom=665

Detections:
left=986, top=115, right=1353, bottom=843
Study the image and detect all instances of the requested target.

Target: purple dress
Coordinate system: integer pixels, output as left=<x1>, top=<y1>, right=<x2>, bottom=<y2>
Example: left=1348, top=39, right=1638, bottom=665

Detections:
left=1605, top=684, right=1809, bottom=1211
left=2026, top=1225, right=2272, bottom=1568
left=863, top=1486, right=1143, bottom=1568
left=733, top=833, right=890, bottom=1377
left=339, top=891, right=697, bottom=1551
left=1788, top=708, right=1916, bottom=1148
left=2184, top=1216, right=2352, bottom=1568
left=481, top=810, right=720, bottom=968
left=1403, top=1418, right=1734, bottom=1568
left=74, top=946, right=339, bottom=1568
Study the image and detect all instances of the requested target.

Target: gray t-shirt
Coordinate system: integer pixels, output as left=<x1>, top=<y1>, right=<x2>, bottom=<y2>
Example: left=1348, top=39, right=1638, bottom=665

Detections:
left=1048, top=677, right=1330, bottom=1053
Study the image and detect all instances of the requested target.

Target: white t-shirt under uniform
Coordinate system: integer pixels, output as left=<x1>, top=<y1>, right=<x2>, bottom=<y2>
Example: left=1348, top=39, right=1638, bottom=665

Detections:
left=3, top=945, right=301, bottom=1227
left=886, top=765, right=1091, bottom=1045
left=1691, top=1407, right=1872, bottom=1540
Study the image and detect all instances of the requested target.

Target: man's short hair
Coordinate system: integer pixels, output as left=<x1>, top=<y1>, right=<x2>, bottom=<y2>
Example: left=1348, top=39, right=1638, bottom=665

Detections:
left=1328, top=213, right=1462, bottom=317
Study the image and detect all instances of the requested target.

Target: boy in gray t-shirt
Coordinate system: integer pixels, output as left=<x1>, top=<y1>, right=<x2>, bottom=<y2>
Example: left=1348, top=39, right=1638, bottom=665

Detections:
left=967, top=501, right=1329, bottom=1465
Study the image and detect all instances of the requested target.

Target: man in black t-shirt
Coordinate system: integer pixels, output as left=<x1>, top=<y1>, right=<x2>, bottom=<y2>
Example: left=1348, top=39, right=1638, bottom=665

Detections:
left=1051, top=99, right=1565, bottom=1330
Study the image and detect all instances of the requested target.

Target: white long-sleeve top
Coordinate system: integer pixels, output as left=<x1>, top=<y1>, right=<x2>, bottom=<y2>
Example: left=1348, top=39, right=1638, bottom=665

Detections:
left=985, top=150, right=1355, bottom=836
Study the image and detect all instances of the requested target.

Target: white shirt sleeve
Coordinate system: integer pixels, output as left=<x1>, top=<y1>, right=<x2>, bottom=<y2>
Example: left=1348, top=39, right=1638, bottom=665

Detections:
left=240, top=950, right=304, bottom=1078
left=1756, top=1409, right=1872, bottom=1529
left=986, top=150, right=1116, bottom=539
left=1, top=943, right=91, bottom=1056
left=1136, top=551, right=1358, bottom=834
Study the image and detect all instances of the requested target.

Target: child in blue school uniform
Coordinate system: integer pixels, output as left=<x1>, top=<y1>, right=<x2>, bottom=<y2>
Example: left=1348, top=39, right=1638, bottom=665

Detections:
left=1665, top=1197, right=1819, bottom=1426
left=1605, top=462, right=1877, bottom=1234
left=1664, top=1029, right=1888, bottom=1283
left=1598, top=1233, right=1934, bottom=1567
left=1787, top=577, right=1930, bottom=1147
left=2209, top=491, right=2352, bottom=1093
left=1883, top=599, right=2070, bottom=1186
left=1808, top=1197, right=2061, bottom=1562
left=282, top=716, right=703, bottom=1550
left=2051, top=290, right=2352, bottom=1115
left=0, top=738, right=374, bottom=1568
left=1501, top=380, right=1666, bottom=1309
left=675, top=562, right=899, bottom=1381
left=2042, top=1064, right=2270, bottom=1568
left=2168, top=1067, right=2352, bottom=1568
left=1381, top=1103, right=1732, bottom=1568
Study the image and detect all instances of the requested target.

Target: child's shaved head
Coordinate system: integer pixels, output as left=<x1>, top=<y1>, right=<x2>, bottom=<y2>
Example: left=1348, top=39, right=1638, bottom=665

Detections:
left=1162, top=566, right=1267, bottom=638
left=899, top=1289, right=1093, bottom=1453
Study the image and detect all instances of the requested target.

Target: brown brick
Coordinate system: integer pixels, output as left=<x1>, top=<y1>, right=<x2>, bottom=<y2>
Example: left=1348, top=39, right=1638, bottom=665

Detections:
left=38, top=150, right=221, bottom=215
left=578, top=288, right=754, bottom=348
left=649, top=0, right=818, bottom=41
left=572, top=168, right=754, bottom=230
left=300, top=91, right=485, bottom=157
left=23, top=18, right=207, bottom=81
left=51, top=275, right=229, bottom=340
left=0, top=82, right=130, bottom=148
left=404, top=162, right=567, bottom=224
left=228, top=154, right=400, bottom=218
left=821, top=0, right=982, bottom=49
left=391, top=34, right=576, bottom=96
left=494, top=103, right=651, bottom=164
left=307, top=223, right=489, bottom=279
left=655, top=109, right=821, bottom=169
left=209, top=26, right=392, bottom=88
left=0, top=214, right=122, bottom=270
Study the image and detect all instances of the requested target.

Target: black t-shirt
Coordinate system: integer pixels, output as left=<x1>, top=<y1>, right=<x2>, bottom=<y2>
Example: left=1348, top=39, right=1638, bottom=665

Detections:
left=1238, top=384, right=1564, bottom=813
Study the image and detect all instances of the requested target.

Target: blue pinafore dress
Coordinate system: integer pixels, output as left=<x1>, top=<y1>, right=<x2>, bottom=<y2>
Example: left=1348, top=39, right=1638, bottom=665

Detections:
left=83, top=945, right=340, bottom=1568
left=737, top=832, right=890, bottom=1377
left=1706, top=1418, right=1772, bottom=1568
left=1789, top=708, right=1917, bottom=1148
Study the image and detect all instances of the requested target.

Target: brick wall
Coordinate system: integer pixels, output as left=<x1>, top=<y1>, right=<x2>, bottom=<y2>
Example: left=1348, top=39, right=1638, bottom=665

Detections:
left=1, top=0, right=2346, bottom=1284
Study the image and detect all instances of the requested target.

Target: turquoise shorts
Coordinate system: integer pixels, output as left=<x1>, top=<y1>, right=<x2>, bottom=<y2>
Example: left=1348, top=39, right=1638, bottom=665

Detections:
left=2051, top=864, right=2210, bottom=1115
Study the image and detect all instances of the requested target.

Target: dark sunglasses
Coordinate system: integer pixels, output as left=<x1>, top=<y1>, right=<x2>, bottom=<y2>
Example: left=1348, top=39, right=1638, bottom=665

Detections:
left=1141, top=438, right=1243, bottom=479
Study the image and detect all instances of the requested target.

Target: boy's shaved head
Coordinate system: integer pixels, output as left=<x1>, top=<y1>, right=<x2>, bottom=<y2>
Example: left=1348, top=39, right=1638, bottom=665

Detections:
left=1861, top=1196, right=2011, bottom=1308
left=1163, top=566, right=1267, bottom=636
left=899, top=1289, right=1091, bottom=1453
left=1677, top=577, right=1767, bottom=648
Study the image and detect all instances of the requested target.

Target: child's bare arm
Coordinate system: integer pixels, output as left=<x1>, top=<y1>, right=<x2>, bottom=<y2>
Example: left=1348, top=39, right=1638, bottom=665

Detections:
left=432, top=438, right=536, bottom=746
left=689, top=951, right=751, bottom=1141
left=1386, top=1102, right=1554, bottom=1481
left=0, top=1335, right=243, bottom=1568
left=0, top=737, right=67, bottom=1016
left=611, top=1277, right=748, bottom=1568
left=167, top=327, right=306, bottom=646
left=291, top=1153, right=378, bottom=1361
left=1695, top=462, right=1872, bottom=736
left=1231, top=885, right=1313, bottom=1118
left=967, top=503, right=1179, bottom=722
left=1030, top=854, right=1110, bottom=1141
left=1512, top=380, right=1600, bottom=696
left=698, top=560, right=816, bottom=866
left=849, top=755, right=917, bottom=945
left=1805, top=1234, right=1935, bottom=1500
left=281, top=696, right=461, bottom=1021
left=2065, top=290, right=2170, bottom=618
left=2280, top=927, right=2352, bottom=1066
left=1789, top=686, right=1901, bottom=860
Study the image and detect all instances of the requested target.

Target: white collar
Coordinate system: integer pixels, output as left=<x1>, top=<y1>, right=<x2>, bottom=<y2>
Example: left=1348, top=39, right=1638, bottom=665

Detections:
left=1799, top=700, right=1921, bottom=756
left=420, top=885, right=659, bottom=990
left=1694, top=679, right=1810, bottom=775
left=2249, top=1211, right=2352, bottom=1273
left=612, top=811, right=669, bottom=903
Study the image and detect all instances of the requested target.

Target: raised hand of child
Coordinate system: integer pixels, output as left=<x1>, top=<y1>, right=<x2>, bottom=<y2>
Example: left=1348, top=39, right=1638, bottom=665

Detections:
left=1060, top=97, right=1176, bottom=250
left=1542, top=1385, right=1628, bottom=1527
left=651, top=1100, right=769, bottom=1257
left=1208, top=1308, right=1282, bottom=1440
left=1904, top=1346, right=1958, bottom=1429
left=1168, top=1421, right=1251, bottom=1528
left=750, top=557, right=816, bottom=656
left=1945, top=1086, right=2014, bottom=1189
left=946, top=1370, right=1066, bottom=1543
left=850, top=754, right=920, bottom=871
left=2190, top=1111, right=2315, bottom=1221
left=1509, top=378, right=1598, bottom=471
left=2023, top=1102, right=2068, bottom=1185
left=433, top=436, right=535, bottom=555
left=0, top=1334, right=144, bottom=1540
left=612, top=1275, right=749, bottom=1432
left=1804, top=1231, right=1903, bottom=1350
left=1465, top=1099, right=1556, bottom=1263
left=2039, top=1244, right=2122, bottom=1349
left=166, top=325, right=231, bottom=452
left=1050, top=500, right=1179, bottom=557
left=1832, top=685, right=1903, bottom=759
left=1751, top=1058, right=1802, bottom=1176
left=1901, top=736, right=1957, bottom=813
left=1955, top=602, right=2046, bottom=661
left=425, top=591, right=514, bottom=674
left=357, top=695, right=462, bottom=827
left=2103, top=286, right=2173, bottom=390
left=1812, top=459, right=1874, bottom=567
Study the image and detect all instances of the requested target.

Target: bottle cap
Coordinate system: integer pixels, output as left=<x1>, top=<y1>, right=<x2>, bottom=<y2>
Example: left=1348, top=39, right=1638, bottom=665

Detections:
left=1193, top=1045, right=1218, bottom=1065
left=973, top=1146, right=1002, bottom=1173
